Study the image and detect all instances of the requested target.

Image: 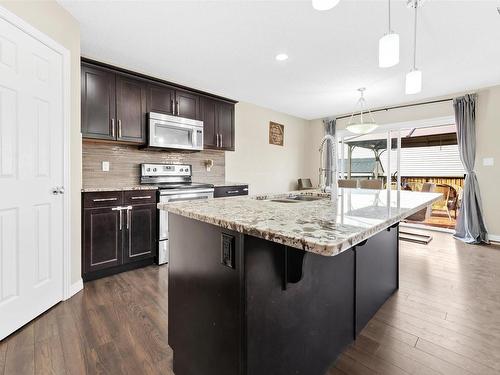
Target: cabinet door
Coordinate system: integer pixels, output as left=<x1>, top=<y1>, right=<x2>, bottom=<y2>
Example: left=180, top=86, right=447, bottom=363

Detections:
left=200, top=96, right=217, bottom=148
left=123, top=204, right=156, bottom=264
left=81, top=65, right=116, bottom=140
left=83, top=207, right=122, bottom=274
left=147, top=83, right=175, bottom=115
left=175, top=90, right=199, bottom=120
left=217, top=101, right=235, bottom=151
left=116, top=75, right=147, bottom=143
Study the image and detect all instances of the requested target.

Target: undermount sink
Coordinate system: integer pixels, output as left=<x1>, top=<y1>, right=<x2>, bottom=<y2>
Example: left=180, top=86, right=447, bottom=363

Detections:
left=269, top=199, right=301, bottom=203
left=269, top=195, right=324, bottom=203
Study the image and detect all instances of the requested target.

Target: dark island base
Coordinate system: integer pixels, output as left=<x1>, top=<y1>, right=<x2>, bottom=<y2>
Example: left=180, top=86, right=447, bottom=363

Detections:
left=168, top=214, right=399, bottom=375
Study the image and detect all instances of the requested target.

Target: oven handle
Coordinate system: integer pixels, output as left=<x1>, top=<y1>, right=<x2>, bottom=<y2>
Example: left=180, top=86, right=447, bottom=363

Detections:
left=159, top=188, right=214, bottom=196
left=161, top=193, right=213, bottom=202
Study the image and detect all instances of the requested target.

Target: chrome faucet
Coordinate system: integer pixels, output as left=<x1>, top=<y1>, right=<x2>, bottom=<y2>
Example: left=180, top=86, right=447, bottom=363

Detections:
left=318, top=134, right=338, bottom=195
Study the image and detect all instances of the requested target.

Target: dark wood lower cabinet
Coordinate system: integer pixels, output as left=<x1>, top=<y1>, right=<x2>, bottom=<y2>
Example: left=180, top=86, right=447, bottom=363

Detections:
left=82, top=191, right=157, bottom=281
left=214, top=185, right=248, bottom=198
left=168, top=214, right=399, bottom=375
left=123, top=204, right=156, bottom=264
left=83, top=207, right=122, bottom=273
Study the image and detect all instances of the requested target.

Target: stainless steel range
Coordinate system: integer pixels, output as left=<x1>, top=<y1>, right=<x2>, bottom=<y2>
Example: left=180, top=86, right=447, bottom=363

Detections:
left=141, top=163, right=214, bottom=264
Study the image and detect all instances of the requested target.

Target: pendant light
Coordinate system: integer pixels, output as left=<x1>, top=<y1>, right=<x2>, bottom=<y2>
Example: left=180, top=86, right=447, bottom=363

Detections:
left=406, top=0, right=422, bottom=94
left=379, top=0, right=400, bottom=68
left=346, top=88, right=378, bottom=135
left=312, top=0, right=340, bottom=11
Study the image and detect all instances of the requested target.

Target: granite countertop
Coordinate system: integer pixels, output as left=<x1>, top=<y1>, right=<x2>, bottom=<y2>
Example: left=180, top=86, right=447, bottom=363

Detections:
left=158, top=188, right=442, bottom=257
left=82, top=186, right=158, bottom=193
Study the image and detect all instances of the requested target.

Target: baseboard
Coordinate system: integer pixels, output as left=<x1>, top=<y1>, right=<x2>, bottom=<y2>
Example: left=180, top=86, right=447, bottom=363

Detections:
left=488, top=234, right=500, bottom=243
left=66, top=278, right=83, bottom=300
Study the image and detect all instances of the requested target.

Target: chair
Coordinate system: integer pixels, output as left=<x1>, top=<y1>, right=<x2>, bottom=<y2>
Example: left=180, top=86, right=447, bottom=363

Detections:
left=447, top=185, right=460, bottom=219
left=432, top=184, right=453, bottom=221
left=338, top=179, right=358, bottom=188
left=359, top=179, right=383, bottom=190
left=406, top=183, right=436, bottom=222
left=297, top=178, right=314, bottom=190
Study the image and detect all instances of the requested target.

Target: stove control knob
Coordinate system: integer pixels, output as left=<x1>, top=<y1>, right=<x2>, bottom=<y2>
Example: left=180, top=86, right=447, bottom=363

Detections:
left=153, top=168, right=157, bottom=172
left=146, top=168, right=151, bottom=172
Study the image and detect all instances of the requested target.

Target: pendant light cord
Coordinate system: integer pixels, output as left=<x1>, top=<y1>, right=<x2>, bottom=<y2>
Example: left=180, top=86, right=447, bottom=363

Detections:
left=388, top=0, right=392, bottom=32
left=413, top=0, right=418, bottom=69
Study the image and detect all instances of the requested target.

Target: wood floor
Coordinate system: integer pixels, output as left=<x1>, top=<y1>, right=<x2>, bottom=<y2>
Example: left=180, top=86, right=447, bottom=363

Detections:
left=1, top=231, right=499, bottom=375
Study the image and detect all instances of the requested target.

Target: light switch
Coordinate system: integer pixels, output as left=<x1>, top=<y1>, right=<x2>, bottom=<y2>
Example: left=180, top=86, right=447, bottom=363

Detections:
left=483, top=157, right=494, bottom=167
left=102, top=161, right=110, bottom=172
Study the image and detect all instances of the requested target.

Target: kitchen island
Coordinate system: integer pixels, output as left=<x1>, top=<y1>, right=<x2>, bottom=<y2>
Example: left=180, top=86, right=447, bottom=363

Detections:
left=158, top=188, right=441, bottom=375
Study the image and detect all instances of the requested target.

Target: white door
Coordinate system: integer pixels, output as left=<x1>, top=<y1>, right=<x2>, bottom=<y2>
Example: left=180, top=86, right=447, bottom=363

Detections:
left=0, top=15, right=65, bottom=340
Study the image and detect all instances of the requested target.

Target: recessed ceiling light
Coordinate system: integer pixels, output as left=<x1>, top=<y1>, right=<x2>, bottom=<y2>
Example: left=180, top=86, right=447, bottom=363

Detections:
left=275, top=53, right=289, bottom=61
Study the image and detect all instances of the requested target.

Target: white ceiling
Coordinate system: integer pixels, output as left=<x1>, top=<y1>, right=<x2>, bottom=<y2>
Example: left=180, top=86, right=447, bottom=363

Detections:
left=59, top=0, right=500, bottom=120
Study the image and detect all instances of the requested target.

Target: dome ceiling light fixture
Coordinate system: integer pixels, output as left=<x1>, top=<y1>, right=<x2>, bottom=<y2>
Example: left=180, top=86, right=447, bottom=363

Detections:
left=346, top=88, right=379, bottom=135
left=379, top=0, right=400, bottom=68
left=406, top=0, right=423, bottom=94
left=312, top=0, right=340, bottom=11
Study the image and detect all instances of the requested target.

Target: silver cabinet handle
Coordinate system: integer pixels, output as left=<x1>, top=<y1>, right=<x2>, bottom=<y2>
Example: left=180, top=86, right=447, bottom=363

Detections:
left=118, top=119, right=122, bottom=138
left=176, top=101, right=180, bottom=116
left=220, top=133, right=223, bottom=147
left=130, top=196, right=151, bottom=200
left=126, top=206, right=132, bottom=230
left=112, top=206, right=123, bottom=230
left=171, top=99, right=174, bottom=115
left=111, top=118, right=116, bottom=138
left=93, top=197, right=118, bottom=202
left=216, top=134, right=219, bottom=147
left=227, top=190, right=240, bottom=194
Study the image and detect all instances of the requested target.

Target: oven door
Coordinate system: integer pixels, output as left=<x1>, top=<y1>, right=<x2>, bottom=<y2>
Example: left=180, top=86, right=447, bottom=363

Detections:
left=149, top=116, right=203, bottom=151
left=158, top=189, right=214, bottom=264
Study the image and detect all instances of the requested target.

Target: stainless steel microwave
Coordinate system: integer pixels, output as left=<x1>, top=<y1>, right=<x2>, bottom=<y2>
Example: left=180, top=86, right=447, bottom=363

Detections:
left=147, top=112, right=203, bottom=151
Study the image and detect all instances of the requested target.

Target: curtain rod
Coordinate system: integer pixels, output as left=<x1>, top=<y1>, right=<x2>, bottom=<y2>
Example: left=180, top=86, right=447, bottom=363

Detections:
left=335, top=98, right=453, bottom=120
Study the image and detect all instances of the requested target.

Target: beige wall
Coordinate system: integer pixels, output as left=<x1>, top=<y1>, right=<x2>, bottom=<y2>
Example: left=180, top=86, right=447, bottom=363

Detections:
left=475, top=86, right=500, bottom=238
left=1, top=1, right=82, bottom=284
left=226, top=102, right=312, bottom=194
left=309, top=86, right=500, bottom=237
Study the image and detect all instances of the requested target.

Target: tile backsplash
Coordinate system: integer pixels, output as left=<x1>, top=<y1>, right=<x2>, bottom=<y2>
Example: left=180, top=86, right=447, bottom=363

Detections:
left=82, top=141, right=225, bottom=189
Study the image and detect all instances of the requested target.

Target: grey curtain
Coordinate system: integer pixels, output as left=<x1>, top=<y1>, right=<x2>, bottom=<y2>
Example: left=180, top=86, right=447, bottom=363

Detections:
left=453, top=94, right=488, bottom=244
left=323, top=118, right=336, bottom=185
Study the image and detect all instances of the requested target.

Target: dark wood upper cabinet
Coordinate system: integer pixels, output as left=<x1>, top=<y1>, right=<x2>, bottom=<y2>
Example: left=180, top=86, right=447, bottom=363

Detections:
left=200, top=96, right=217, bottom=148
left=81, top=59, right=236, bottom=148
left=116, top=75, right=147, bottom=143
left=123, top=204, right=156, bottom=264
left=200, top=96, right=235, bottom=151
left=83, top=207, right=122, bottom=274
left=146, top=84, right=175, bottom=115
left=81, top=65, right=116, bottom=140
left=218, top=101, right=235, bottom=151
left=175, top=90, right=199, bottom=120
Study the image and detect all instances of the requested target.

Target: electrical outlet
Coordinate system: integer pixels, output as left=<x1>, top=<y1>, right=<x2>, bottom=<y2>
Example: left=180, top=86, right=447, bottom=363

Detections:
left=483, top=157, right=494, bottom=167
left=221, top=233, right=235, bottom=269
left=102, top=161, right=110, bottom=172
